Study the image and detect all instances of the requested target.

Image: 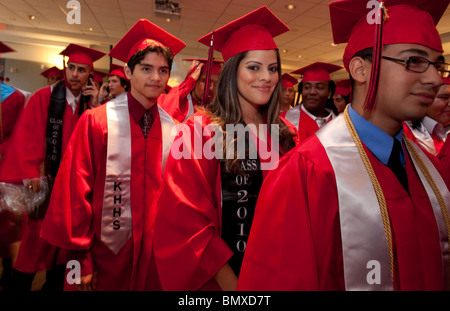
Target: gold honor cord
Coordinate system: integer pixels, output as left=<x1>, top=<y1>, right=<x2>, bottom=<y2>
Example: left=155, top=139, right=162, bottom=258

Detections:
left=343, top=106, right=395, bottom=282
left=403, top=137, right=450, bottom=287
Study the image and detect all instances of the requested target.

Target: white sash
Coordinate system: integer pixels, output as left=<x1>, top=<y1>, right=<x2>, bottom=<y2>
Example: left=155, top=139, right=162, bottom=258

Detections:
left=100, top=98, right=177, bottom=255
left=317, top=115, right=450, bottom=290
left=283, top=105, right=300, bottom=130
left=184, top=93, right=196, bottom=122
left=158, top=105, right=176, bottom=173
left=405, top=140, right=450, bottom=288
left=101, top=98, right=133, bottom=255
left=317, top=115, right=393, bottom=290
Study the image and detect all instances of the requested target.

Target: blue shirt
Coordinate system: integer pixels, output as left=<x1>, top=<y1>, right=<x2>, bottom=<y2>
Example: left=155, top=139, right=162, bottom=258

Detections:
left=348, top=105, right=405, bottom=167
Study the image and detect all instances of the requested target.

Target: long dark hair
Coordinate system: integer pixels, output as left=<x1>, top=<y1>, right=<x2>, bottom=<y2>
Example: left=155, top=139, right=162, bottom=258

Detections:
left=200, top=49, right=296, bottom=173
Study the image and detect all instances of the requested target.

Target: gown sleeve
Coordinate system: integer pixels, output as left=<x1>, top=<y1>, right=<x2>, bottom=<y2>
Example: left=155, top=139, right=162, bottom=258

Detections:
left=153, top=114, right=233, bottom=290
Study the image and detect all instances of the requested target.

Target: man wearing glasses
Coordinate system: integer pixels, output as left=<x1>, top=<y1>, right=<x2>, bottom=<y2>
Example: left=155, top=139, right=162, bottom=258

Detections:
left=238, top=0, right=450, bottom=291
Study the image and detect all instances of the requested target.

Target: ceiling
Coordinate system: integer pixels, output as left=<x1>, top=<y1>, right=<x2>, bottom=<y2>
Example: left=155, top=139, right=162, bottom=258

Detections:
left=1, top=0, right=450, bottom=82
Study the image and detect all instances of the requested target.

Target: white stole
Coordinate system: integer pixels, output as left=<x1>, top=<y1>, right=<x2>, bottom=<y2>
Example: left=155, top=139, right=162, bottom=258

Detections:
left=283, top=105, right=300, bottom=130
left=316, top=115, right=450, bottom=290
left=101, top=97, right=133, bottom=255
left=101, top=96, right=176, bottom=254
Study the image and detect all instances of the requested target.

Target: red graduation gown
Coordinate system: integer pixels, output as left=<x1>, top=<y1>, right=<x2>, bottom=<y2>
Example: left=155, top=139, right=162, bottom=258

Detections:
left=0, top=87, right=26, bottom=256
left=0, top=85, right=81, bottom=273
left=0, top=87, right=26, bottom=156
left=40, top=92, right=177, bottom=290
left=153, top=113, right=298, bottom=291
left=237, top=135, right=450, bottom=291
left=281, top=105, right=334, bottom=142
left=438, top=138, right=450, bottom=175
left=159, top=77, right=197, bottom=123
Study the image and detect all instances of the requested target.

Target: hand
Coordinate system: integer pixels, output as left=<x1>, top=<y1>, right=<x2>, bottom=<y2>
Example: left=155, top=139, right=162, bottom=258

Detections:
left=99, top=83, right=109, bottom=101
left=26, top=177, right=42, bottom=193
left=82, top=78, right=100, bottom=108
left=188, top=61, right=204, bottom=82
left=75, top=272, right=97, bottom=291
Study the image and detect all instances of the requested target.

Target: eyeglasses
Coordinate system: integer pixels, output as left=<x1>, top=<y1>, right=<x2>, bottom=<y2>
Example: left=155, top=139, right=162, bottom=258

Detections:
left=382, top=56, right=450, bottom=77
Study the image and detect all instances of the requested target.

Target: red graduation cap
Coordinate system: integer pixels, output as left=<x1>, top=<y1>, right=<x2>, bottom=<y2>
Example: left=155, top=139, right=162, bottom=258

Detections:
left=41, top=66, right=63, bottom=79
left=335, top=79, right=352, bottom=96
left=0, top=42, right=16, bottom=55
left=292, top=62, right=342, bottom=82
left=93, top=70, right=108, bottom=83
left=442, top=77, right=450, bottom=85
left=109, top=19, right=186, bottom=64
left=198, top=6, right=289, bottom=61
left=109, top=64, right=128, bottom=80
left=59, top=44, right=106, bottom=70
left=329, top=0, right=448, bottom=110
left=182, top=58, right=224, bottom=75
left=330, top=0, right=446, bottom=71
left=281, top=73, right=298, bottom=88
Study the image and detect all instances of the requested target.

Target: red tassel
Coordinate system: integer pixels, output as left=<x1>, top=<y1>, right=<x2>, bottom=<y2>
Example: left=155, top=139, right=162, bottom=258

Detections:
left=202, top=31, right=215, bottom=106
left=364, top=1, right=386, bottom=111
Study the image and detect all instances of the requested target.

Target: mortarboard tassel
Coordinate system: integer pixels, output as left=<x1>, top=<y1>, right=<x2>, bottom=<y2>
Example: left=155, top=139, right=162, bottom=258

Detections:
left=202, top=31, right=215, bottom=106
left=364, top=1, right=387, bottom=111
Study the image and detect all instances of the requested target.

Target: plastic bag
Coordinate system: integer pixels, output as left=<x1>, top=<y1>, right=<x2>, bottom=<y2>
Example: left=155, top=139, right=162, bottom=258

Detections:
left=0, top=178, right=49, bottom=215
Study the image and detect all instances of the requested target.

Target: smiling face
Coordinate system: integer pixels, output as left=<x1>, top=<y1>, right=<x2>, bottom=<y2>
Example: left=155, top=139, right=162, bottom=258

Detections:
left=301, top=81, right=331, bottom=117
left=236, top=49, right=279, bottom=114
left=376, top=43, right=442, bottom=124
left=125, top=51, right=170, bottom=107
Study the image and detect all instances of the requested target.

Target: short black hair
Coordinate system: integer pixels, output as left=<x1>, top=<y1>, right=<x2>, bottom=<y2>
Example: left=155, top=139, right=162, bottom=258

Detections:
left=295, top=80, right=336, bottom=111
left=127, top=45, right=174, bottom=73
left=119, top=76, right=131, bottom=91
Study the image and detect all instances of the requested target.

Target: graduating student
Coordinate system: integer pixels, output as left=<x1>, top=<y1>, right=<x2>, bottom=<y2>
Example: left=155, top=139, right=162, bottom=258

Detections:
left=0, top=42, right=26, bottom=159
left=153, top=6, right=298, bottom=291
left=99, top=64, right=130, bottom=104
left=333, top=79, right=352, bottom=114
left=41, top=66, right=64, bottom=86
left=0, top=41, right=26, bottom=290
left=0, top=43, right=105, bottom=291
left=280, top=73, right=297, bottom=112
left=238, top=0, right=450, bottom=291
left=282, top=62, right=341, bottom=140
left=404, top=76, right=450, bottom=155
left=159, top=58, right=223, bottom=122
left=40, top=19, right=187, bottom=291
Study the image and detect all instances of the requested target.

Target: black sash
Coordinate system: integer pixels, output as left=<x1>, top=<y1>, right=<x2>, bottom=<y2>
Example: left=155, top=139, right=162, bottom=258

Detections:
left=44, top=81, right=88, bottom=179
left=29, top=81, right=88, bottom=219
left=45, top=80, right=66, bottom=179
left=219, top=132, right=264, bottom=277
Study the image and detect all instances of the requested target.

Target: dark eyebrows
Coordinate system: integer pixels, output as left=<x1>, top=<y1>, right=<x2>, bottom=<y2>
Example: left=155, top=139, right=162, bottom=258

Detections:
left=398, top=48, right=429, bottom=57
left=244, top=61, right=279, bottom=67
left=139, top=62, right=170, bottom=70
